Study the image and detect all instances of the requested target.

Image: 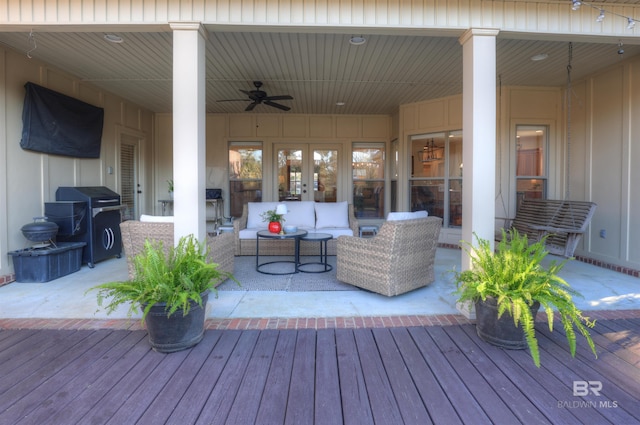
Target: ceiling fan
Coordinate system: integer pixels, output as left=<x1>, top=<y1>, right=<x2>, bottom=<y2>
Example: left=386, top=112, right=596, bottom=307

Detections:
left=216, top=81, right=293, bottom=111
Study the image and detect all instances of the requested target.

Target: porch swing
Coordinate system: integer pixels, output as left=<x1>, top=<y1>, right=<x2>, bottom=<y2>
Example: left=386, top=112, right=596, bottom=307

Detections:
left=500, top=43, right=597, bottom=257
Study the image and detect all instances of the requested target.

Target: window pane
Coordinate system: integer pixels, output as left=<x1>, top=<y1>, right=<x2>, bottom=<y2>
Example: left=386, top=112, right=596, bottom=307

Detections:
left=314, top=149, right=338, bottom=203
left=516, top=126, right=545, bottom=177
left=411, top=180, right=443, bottom=217
left=354, top=181, right=384, bottom=218
left=448, top=131, right=463, bottom=178
left=277, top=149, right=302, bottom=201
left=229, top=147, right=262, bottom=180
left=516, top=125, right=547, bottom=208
left=412, top=133, right=445, bottom=178
left=352, top=146, right=384, bottom=218
left=229, top=145, right=262, bottom=217
left=449, top=179, right=463, bottom=227
left=352, top=148, right=384, bottom=180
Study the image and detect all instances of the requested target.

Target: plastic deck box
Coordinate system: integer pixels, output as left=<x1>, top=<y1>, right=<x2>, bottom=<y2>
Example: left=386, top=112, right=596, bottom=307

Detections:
left=9, top=242, right=86, bottom=282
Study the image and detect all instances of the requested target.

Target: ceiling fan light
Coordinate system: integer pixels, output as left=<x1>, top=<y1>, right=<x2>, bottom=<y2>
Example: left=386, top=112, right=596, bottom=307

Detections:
left=627, top=18, right=636, bottom=30
left=571, top=0, right=581, bottom=11
left=596, top=10, right=605, bottom=23
left=349, top=36, right=366, bottom=46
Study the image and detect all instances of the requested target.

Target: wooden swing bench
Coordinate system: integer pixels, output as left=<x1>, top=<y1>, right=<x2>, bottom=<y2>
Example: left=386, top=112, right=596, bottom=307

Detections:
left=501, top=199, right=597, bottom=257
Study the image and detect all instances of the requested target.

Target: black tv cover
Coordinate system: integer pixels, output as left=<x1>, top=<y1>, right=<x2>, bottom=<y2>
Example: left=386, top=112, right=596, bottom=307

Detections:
left=20, top=82, right=104, bottom=158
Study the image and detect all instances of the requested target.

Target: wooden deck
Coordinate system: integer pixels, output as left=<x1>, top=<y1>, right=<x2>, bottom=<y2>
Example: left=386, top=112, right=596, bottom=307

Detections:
left=0, top=318, right=639, bottom=424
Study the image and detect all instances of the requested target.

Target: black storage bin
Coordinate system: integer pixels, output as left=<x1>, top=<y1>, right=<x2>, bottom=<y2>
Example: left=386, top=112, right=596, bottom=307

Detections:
left=206, top=188, right=222, bottom=199
left=9, top=242, right=86, bottom=282
left=44, top=201, right=87, bottom=236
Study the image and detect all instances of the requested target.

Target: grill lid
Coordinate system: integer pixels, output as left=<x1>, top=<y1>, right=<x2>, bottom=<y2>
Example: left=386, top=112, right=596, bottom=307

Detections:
left=56, top=186, right=121, bottom=207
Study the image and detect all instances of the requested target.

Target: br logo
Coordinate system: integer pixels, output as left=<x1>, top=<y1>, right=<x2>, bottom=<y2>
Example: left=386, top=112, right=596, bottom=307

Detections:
left=573, top=381, right=602, bottom=396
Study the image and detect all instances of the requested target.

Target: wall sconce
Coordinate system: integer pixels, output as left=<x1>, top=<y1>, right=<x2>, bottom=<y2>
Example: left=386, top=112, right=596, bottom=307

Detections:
left=417, top=139, right=443, bottom=163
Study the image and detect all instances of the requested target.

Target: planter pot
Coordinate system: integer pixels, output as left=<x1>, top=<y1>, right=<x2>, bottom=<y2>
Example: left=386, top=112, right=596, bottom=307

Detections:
left=474, top=297, right=540, bottom=350
left=268, top=221, right=282, bottom=234
left=143, top=291, right=208, bottom=353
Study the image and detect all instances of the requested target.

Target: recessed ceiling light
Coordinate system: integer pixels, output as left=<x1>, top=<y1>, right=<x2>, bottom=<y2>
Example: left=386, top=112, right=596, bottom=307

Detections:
left=531, top=53, right=548, bottom=61
left=336, top=101, right=345, bottom=106
left=104, top=34, right=123, bottom=44
left=349, top=36, right=366, bottom=46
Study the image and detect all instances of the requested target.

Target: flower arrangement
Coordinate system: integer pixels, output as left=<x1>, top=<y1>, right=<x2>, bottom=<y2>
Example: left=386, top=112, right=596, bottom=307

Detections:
left=260, top=208, right=286, bottom=224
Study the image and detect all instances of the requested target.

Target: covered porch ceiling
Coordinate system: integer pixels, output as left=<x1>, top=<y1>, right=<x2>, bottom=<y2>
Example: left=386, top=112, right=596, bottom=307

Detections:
left=1, top=26, right=639, bottom=115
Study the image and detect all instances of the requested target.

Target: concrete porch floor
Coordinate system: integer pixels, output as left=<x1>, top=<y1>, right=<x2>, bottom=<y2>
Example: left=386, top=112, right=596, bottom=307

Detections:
left=0, top=248, right=638, bottom=322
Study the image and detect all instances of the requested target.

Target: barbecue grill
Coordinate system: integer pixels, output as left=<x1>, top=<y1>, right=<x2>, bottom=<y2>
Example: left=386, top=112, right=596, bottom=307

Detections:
left=54, top=186, right=123, bottom=267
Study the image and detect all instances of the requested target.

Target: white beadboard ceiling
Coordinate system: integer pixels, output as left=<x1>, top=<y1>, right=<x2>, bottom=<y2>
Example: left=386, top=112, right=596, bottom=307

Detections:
left=0, top=29, right=638, bottom=114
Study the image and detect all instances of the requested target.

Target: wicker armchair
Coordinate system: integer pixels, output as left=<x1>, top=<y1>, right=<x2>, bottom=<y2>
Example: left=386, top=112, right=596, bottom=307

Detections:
left=119, top=220, right=235, bottom=283
left=336, top=216, right=442, bottom=296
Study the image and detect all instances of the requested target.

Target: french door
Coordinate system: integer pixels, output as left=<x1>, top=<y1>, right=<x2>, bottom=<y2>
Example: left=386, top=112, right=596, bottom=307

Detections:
left=275, top=144, right=339, bottom=203
left=119, top=133, right=141, bottom=221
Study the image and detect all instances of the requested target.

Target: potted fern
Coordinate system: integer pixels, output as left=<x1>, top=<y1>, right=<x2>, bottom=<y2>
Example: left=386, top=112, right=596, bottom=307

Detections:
left=89, top=234, right=236, bottom=353
left=453, top=229, right=597, bottom=367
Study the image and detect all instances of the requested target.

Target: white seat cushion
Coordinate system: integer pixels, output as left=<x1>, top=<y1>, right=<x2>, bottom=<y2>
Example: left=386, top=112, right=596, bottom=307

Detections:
left=315, top=201, right=349, bottom=229
left=387, top=211, right=428, bottom=221
left=246, top=202, right=278, bottom=229
left=283, top=201, right=316, bottom=229
left=140, top=214, right=174, bottom=223
left=239, top=228, right=261, bottom=240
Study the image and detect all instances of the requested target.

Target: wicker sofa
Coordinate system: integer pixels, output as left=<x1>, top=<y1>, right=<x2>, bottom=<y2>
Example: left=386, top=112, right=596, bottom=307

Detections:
left=336, top=214, right=442, bottom=296
left=233, top=201, right=359, bottom=256
left=119, top=220, right=235, bottom=283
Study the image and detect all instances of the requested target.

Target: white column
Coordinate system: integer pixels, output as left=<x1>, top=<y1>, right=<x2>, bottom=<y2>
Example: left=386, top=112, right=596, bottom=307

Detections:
left=170, top=22, right=207, bottom=245
left=458, top=29, right=498, bottom=317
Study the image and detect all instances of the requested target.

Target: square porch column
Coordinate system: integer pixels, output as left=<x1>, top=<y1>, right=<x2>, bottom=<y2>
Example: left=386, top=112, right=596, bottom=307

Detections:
left=170, top=22, right=207, bottom=245
left=458, top=29, right=499, bottom=318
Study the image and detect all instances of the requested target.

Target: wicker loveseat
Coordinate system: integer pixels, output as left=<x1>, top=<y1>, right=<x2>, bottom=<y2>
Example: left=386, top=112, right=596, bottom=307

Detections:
left=337, top=214, right=442, bottom=296
left=119, top=220, right=235, bottom=282
left=233, top=201, right=359, bottom=256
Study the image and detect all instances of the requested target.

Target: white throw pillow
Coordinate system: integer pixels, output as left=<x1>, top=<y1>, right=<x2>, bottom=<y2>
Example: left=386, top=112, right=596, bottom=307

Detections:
left=387, top=211, right=428, bottom=221
left=315, top=201, right=349, bottom=229
left=140, top=214, right=174, bottom=223
left=246, top=202, right=278, bottom=229
left=283, top=201, right=316, bottom=228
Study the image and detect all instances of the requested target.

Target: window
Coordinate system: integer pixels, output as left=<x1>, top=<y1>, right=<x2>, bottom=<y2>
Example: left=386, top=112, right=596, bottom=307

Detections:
left=352, top=144, right=385, bottom=218
left=390, top=139, right=398, bottom=212
left=229, top=143, right=262, bottom=217
left=410, top=130, right=462, bottom=227
left=516, top=125, right=547, bottom=209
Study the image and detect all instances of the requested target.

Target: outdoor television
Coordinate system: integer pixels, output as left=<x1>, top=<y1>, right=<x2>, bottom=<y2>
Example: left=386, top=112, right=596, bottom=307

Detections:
left=20, top=82, right=104, bottom=158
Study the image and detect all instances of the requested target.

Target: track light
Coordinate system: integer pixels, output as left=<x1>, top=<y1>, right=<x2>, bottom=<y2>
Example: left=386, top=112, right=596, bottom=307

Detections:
left=571, top=0, right=581, bottom=11
left=627, top=18, right=636, bottom=29
left=596, top=10, right=605, bottom=23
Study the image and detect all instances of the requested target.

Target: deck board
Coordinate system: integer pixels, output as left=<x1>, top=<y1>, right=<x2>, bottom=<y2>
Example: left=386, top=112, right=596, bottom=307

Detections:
left=255, top=330, right=296, bottom=425
left=0, top=318, right=638, bottom=425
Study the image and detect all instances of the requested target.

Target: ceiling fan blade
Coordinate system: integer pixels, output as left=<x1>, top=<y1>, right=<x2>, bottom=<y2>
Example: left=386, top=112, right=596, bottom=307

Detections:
left=264, top=101, right=291, bottom=111
left=264, top=95, right=293, bottom=101
left=245, top=102, right=258, bottom=111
